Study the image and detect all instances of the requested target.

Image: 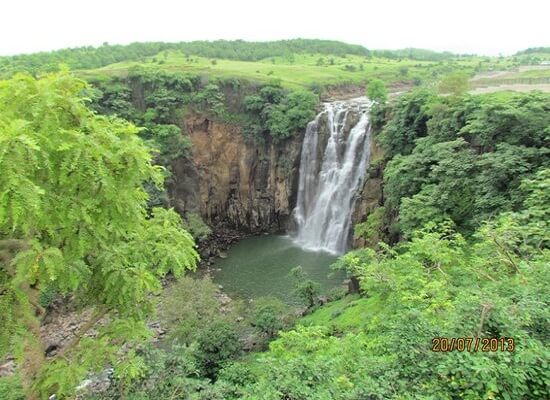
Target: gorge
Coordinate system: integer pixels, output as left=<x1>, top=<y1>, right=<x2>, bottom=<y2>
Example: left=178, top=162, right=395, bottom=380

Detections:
left=173, top=97, right=375, bottom=238
left=209, top=97, right=374, bottom=300
left=2, top=39, right=548, bottom=399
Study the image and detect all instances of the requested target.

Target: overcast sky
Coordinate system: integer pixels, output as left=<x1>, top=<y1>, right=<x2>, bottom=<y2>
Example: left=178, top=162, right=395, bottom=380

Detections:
left=1, top=0, right=548, bottom=56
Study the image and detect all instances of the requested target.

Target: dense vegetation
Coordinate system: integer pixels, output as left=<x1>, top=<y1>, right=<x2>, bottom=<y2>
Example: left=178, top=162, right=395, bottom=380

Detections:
left=0, top=39, right=371, bottom=77
left=89, top=67, right=319, bottom=146
left=0, top=73, right=198, bottom=398
left=244, top=175, right=549, bottom=398
left=231, top=89, right=549, bottom=399
left=242, top=84, right=318, bottom=140
left=376, top=90, right=550, bottom=240
left=2, top=39, right=548, bottom=98
left=81, top=166, right=549, bottom=400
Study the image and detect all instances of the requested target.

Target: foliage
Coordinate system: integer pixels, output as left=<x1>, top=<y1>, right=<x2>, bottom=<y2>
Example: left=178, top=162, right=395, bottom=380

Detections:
left=143, top=123, right=192, bottom=165
left=0, top=375, right=25, bottom=400
left=369, top=101, right=390, bottom=133
left=0, top=39, right=372, bottom=77
left=194, top=321, right=242, bottom=378
left=37, top=283, right=57, bottom=309
left=515, top=46, right=550, bottom=55
left=89, top=68, right=197, bottom=166
left=240, top=173, right=550, bottom=398
left=1, top=39, right=548, bottom=400
left=92, top=68, right=319, bottom=145
left=244, top=326, right=375, bottom=399
left=250, top=297, right=295, bottom=341
left=159, top=276, right=246, bottom=379
left=0, top=73, right=198, bottom=398
left=354, top=206, right=385, bottom=246
left=243, top=83, right=318, bottom=141
left=159, top=276, right=235, bottom=344
left=378, top=88, right=437, bottom=158
left=371, top=47, right=460, bottom=61
left=439, top=71, right=470, bottom=95
left=88, top=276, right=247, bottom=398
left=366, top=78, right=388, bottom=103
left=266, top=90, right=318, bottom=139
left=86, top=344, right=210, bottom=400
left=182, top=212, right=212, bottom=241
left=192, top=83, right=226, bottom=116
left=381, top=90, right=550, bottom=238
left=135, top=357, right=254, bottom=400
left=1, top=38, right=536, bottom=94
left=73, top=42, right=523, bottom=92
left=289, top=266, right=321, bottom=308
left=85, top=172, right=550, bottom=398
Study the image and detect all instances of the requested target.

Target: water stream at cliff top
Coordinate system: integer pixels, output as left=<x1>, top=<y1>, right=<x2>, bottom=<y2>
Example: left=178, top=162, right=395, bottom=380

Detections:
left=293, top=97, right=372, bottom=254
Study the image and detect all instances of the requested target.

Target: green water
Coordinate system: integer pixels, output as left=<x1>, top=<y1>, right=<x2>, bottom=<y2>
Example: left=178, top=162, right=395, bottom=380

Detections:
left=211, top=235, right=344, bottom=303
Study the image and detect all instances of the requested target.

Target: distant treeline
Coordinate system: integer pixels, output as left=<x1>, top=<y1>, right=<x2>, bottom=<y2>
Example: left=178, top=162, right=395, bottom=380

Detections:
left=515, top=47, right=550, bottom=55
left=0, top=39, right=368, bottom=76
left=0, top=39, right=471, bottom=78
left=370, top=48, right=462, bottom=60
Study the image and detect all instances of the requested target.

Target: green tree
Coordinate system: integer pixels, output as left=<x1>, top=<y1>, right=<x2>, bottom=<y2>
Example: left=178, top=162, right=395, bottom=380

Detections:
left=289, top=266, right=320, bottom=308
left=380, top=91, right=549, bottom=238
left=378, top=88, right=436, bottom=158
left=438, top=72, right=469, bottom=95
left=0, top=73, right=198, bottom=398
left=244, top=84, right=318, bottom=141
left=195, top=321, right=242, bottom=378
left=354, top=206, right=386, bottom=246
left=251, top=297, right=294, bottom=340
left=266, top=90, right=318, bottom=140
left=367, top=78, right=388, bottom=103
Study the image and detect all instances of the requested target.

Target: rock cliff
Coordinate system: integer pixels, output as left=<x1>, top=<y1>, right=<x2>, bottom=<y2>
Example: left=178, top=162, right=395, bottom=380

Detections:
left=168, top=114, right=304, bottom=232
left=351, top=137, right=384, bottom=247
left=167, top=97, right=384, bottom=247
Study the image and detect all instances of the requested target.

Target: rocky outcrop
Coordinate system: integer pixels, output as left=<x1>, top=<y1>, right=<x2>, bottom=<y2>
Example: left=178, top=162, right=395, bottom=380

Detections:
left=168, top=114, right=304, bottom=232
left=167, top=96, right=383, bottom=243
left=351, top=137, right=384, bottom=248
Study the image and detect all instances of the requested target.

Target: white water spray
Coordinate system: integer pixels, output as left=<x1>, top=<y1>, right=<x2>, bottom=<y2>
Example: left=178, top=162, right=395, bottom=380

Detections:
left=293, top=98, right=372, bottom=254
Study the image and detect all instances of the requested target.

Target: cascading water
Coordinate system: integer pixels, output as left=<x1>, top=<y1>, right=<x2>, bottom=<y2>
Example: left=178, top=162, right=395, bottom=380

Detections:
left=293, top=97, right=372, bottom=254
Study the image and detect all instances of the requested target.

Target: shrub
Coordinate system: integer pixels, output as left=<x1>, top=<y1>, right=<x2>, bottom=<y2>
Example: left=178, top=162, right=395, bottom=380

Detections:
left=367, top=78, right=388, bottom=103
left=194, top=321, right=242, bottom=378
left=251, top=297, right=294, bottom=340
left=0, top=376, right=25, bottom=400
left=160, top=276, right=225, bottom=343
left=243, top=84, right=318, bottom=141
left=183, top=213, right=212, bottom=241
left=289, top=266, right=321, bottom=308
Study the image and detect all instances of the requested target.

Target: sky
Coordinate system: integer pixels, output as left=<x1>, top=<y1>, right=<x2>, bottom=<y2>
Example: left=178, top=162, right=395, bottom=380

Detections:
left=1, top=0, right=549, bottom=56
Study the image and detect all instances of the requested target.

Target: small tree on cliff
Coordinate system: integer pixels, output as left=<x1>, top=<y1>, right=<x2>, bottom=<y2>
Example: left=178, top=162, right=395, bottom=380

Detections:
left=367, top=78, right=388, bottom=103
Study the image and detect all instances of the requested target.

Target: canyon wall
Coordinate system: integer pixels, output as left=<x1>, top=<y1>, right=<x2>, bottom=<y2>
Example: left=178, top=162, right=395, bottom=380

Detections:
left=351, top=138, right=384, bottom=247
left=166, top=95, right=384, bottom=247
left=168, top=114, right=304, bottom=232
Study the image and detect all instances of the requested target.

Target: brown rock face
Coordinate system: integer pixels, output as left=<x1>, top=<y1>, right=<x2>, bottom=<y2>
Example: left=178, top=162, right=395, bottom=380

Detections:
left=351, top=137, right=384, bottom=248
left=168, top=114, right=303, bottom=232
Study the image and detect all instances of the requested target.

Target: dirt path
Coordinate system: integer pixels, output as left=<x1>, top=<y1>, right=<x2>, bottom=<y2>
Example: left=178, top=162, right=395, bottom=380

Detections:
left=469, top=83, right=550, bottom=94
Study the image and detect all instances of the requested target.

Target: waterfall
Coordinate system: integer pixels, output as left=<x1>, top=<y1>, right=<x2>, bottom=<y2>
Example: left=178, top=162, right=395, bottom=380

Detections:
left=293, top=97, right=372, bottom=254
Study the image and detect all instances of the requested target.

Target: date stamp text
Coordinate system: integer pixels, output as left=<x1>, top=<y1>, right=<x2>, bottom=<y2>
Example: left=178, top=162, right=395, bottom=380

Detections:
left=431, top=337, right=515, bottom=352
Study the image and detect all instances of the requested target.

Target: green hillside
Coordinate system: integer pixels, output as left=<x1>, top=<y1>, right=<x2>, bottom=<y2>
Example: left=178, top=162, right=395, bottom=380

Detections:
left=1, top=39, right=534, bottom=90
